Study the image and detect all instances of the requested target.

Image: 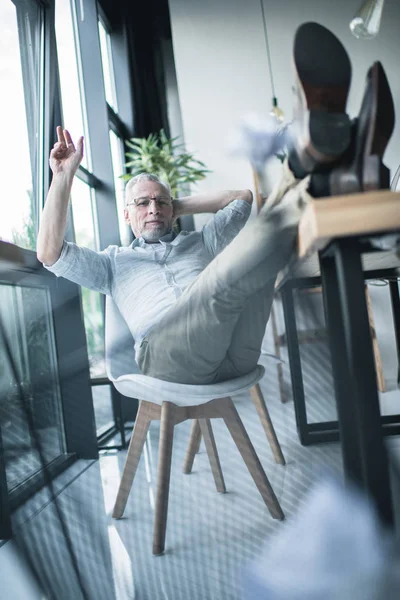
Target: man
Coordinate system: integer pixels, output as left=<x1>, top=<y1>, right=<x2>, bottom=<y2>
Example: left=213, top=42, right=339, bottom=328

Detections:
left=37, top=126, right=308, bottom=385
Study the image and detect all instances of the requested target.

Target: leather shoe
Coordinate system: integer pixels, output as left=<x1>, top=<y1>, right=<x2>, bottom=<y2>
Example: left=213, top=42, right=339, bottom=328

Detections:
left=330, top=61, right=395, bottom=195
left=290, top=22, right=352, bottom=175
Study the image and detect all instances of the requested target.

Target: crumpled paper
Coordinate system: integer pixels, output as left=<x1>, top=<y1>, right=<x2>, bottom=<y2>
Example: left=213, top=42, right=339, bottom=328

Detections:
left=244, top=477, right=400, bottom=599
left=229, top=113, right=291, bottom=171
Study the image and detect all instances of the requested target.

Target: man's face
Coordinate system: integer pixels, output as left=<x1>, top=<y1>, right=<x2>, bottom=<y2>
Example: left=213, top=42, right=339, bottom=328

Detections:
left=124, top=181, right=174, bottom=242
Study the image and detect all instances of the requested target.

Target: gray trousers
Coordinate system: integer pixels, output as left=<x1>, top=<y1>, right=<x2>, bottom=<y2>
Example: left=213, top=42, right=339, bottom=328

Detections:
left=138, top=166, right=310, bottom=384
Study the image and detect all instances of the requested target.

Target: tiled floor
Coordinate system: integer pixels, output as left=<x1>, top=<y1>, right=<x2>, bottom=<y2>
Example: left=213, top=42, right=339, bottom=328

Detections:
left=2, top=283, right=400, bottom=599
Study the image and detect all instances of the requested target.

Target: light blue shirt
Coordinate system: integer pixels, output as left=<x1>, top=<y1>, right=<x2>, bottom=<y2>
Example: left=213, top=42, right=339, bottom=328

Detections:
left=45, top=199, right=251, bottom=358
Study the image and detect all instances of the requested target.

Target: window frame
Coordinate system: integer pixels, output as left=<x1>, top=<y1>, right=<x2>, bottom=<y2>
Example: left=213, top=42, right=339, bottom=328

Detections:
left=1, top=0, right=137, bottom=539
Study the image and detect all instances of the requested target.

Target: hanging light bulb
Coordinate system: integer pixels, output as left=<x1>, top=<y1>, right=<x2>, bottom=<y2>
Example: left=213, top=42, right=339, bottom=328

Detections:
left=350, top=0, right=386, bottom=39
left=269, top=97, right=285, bottom=123
left=260, top=0, right=285, bottom=123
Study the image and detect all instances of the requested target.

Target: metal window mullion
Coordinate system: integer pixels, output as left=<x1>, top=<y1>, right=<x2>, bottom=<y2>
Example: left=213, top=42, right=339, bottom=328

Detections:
left=108, top=104, right=130, bottom=141
left=37, top=3, right=45, bottom=238
left=75, top=165, right=101, bottom=189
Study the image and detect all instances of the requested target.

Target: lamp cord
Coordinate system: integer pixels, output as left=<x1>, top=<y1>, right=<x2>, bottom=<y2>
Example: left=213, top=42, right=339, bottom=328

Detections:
left=260, top=0, right=277, bottom=100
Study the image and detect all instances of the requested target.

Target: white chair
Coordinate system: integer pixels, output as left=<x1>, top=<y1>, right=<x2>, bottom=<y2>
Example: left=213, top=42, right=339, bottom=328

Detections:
left=106, top=296, right=285, bottom=555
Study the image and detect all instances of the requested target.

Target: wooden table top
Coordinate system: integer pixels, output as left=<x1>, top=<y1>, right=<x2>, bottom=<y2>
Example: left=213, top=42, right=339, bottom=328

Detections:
left=280, top=190, right=400, bottom=282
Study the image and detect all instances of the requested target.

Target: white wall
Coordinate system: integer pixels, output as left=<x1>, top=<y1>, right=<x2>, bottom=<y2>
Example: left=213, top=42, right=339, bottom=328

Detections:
left=168, top=0, right=400, bottom=226
left=168, top=0, right=400, bottom=389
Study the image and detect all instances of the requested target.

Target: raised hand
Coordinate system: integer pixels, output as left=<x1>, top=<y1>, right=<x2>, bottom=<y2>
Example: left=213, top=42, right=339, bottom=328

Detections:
left=49, top=126, right=84, bottom=177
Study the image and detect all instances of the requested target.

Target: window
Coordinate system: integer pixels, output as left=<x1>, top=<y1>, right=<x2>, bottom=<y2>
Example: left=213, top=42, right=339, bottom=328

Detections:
left=99, top=12, right=131, bottom=246
left=110, top=129, right=130, bottom=246
left=70, top=178, right=105, bottom=377
left=55, top=1, right=107, bottom=377
left=70, top=177, right=99, bottom=250
left=92, top=385, right=113, bottom=434
left=0, top=0, right=43, bottom=250
left=98, top=18, right=118, bottom=113
left=55, top=0, right=89, bottom=169
left=0, top=282, right=65, bottom=491
left=1, top=0, right=136, bottom=527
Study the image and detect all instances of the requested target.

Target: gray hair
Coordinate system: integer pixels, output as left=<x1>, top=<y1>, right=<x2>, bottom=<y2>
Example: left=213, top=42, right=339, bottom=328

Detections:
left=125, top=173, right=171, bottom=205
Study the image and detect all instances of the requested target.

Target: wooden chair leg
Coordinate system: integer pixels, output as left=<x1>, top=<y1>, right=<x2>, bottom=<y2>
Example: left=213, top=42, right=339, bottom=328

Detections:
left=365, top=285, right=386, bottom=392
left=112, top=400, right=155, bottom=519
left=250, top=384, right=286, bottom=465
left=193, top=421, right=202, bottom=454
left=153, top=401, right=176, bottom=555
left=270, top=299, right=288, bottom=403
left=219, top=397, right=284, bottom=521
left=198, top=418, right=226, bottom=493
left=183, top=419, right=201, bottom=474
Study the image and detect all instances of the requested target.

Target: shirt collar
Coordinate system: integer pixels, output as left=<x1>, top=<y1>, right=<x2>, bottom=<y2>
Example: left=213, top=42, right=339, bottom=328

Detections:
left=130, top=230, right=177, bottom=248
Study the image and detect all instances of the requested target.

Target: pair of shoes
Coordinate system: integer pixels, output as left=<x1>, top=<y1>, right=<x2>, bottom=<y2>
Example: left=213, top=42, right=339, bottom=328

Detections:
left=289, top=22, right=395, bottom=197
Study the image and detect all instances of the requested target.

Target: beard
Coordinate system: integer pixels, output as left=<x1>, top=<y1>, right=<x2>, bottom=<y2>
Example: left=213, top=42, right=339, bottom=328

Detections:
left=141, top=222, right=172, bottom=242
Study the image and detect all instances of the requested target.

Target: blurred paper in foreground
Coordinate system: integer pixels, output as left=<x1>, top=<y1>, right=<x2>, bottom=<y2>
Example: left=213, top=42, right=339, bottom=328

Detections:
left=244, top=478, right=400, bottom=599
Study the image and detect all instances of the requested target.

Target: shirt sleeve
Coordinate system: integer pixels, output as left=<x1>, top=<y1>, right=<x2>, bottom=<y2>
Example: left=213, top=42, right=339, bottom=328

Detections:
left=43, top=240, right=113, bottom=295
left=201, top=199, right=252, bottom=257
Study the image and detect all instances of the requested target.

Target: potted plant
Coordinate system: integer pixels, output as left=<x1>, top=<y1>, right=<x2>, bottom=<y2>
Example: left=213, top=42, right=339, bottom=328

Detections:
left=121, top=129, right=210, bottom=198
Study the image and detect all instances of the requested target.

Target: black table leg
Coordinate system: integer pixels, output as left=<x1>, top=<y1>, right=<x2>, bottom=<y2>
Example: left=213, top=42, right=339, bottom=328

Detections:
left=389, top=279, right=400, bottom=385
left=328, top=240, right=393, bottom=526
left=281, top=284, right=309, bottom=444
left=320, top=253, right=364, bottom=487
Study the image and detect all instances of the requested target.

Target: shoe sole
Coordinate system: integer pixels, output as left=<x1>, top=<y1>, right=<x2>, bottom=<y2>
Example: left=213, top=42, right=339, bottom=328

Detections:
left=293, top=22, right=352, bottom=170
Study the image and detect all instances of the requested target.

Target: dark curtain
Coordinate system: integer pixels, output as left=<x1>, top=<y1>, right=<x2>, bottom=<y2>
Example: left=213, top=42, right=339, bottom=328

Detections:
left=100, top=0, right=171, bottom=138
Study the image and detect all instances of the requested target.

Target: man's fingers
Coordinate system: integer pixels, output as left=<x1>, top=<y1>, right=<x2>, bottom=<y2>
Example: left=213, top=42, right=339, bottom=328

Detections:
left=63, top=129, right=74, bottom=148
left=52, top=141, right=67, bottom=155
left=52, top=128, right=83, bottom=167
left=76, top=136, right=84, bottom=157
left=56, top=125, right=66, bottom=145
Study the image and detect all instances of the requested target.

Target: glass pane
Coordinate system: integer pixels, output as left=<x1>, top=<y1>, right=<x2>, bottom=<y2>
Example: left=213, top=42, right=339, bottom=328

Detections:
left=0, top=283, right=65, bottom=491
left=293, top=289, right=338, bottom=424
left=0, top=0, right=41, bottom=249
left=55, top=0, right=89, bottom=169
left=92, top=385, right=113, bottom=433
left=81, top=288, right=105, bottom=377
left=98, top=20, right=118, bottom=112
left=109, top=130, right=131, bottom=246
left=70, top=177, right=98, bottom=250
left=70, top=178, right=105, bottom=377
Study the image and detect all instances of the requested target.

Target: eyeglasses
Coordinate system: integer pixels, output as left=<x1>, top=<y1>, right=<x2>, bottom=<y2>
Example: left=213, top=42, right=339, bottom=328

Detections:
left=126, top=196, right=173, bottom=209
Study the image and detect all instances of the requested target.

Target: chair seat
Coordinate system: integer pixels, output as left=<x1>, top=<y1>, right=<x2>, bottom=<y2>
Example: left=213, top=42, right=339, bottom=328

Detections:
left=111, top=365, right=265, bottom=406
